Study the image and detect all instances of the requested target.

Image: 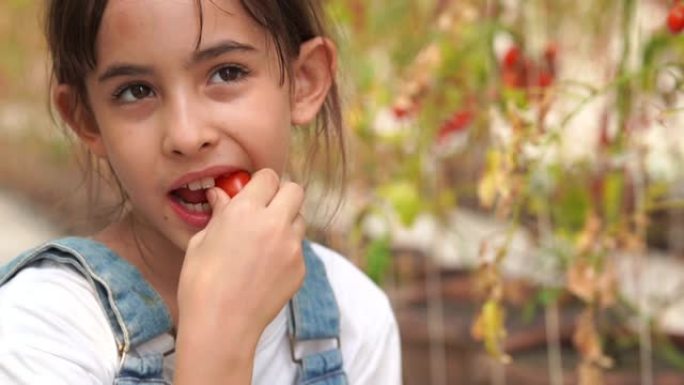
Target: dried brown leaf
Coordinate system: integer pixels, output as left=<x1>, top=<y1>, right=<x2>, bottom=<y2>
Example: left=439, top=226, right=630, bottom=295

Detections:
left=567, top=259, right=597, bottom=303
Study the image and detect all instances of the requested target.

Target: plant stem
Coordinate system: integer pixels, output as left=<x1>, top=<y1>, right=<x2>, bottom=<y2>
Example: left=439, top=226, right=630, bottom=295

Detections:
left=425, top=253, right=448, bottom=385
left=490, top=358, right=507, bottom=385
left=426, top=149, right=447, bottom=385
left=538, top=198, right=564, bottom=385
left=620, top=0, right=655, bottom=381
left=616, top=0, right=636, bottom=144
left=632, top=156, right=654, bottom=385
left=546, top=299, right=564, bottom=385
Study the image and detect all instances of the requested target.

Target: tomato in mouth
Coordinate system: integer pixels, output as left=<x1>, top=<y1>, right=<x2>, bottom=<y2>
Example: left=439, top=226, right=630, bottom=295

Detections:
left=216, top=170, right=251, bottom=198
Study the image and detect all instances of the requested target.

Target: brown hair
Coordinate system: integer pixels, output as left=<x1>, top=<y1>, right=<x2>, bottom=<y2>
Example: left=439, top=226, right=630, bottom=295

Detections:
left=45, top=0, right=346, bottom=223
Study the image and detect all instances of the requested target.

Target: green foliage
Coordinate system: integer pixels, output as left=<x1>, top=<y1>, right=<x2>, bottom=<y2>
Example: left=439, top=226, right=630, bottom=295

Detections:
left=656, top=334, right=684, bottom=370
left=364, top=236, right=392, bottom=285
left=603, top=172, right=624, bottom=229
left=551, top=175, right=590, bottom=233
left=328, top=0, right=684, bottom=371
left=378, top=181, right=423, bottom=227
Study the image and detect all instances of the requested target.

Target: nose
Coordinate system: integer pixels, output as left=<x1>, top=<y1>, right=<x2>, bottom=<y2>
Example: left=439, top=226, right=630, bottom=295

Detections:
left=162, top=96, right=218, bottom=157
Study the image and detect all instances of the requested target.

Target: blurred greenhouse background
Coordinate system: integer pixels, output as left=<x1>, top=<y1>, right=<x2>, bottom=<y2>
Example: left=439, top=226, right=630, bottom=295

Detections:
left=2, top=0, right=684, bottom=384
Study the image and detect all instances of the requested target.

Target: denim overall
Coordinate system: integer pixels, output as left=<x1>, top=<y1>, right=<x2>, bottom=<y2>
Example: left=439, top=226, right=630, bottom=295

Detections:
left=0, top=237, right=347, bottom=384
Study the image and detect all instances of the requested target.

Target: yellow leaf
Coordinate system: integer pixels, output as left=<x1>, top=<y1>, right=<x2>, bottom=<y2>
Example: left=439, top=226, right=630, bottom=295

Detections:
left=478, top=171, right=498, bottom=208
left=472, top=299, right=511, bottom=363
left=478, top=150, right=507, bottom=209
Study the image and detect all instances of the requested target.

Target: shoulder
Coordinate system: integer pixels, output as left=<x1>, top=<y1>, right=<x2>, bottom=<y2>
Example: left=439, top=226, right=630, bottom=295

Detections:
left=0, top=260, right=118, bottom=382
left=310, top=243, right=402, bottom=384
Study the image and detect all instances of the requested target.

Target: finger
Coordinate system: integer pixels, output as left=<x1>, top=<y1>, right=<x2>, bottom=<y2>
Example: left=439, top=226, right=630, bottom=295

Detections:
left=268, top=181, right=305, bottom=220
left=237, top=168, right=280, bottom=206
left=206, top=187, right=231, bottom=212
left=292, top=213, right=306, bottom=241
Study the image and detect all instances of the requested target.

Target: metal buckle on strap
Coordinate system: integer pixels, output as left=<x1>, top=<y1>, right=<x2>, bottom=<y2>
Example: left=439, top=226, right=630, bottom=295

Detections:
left=289, top=334, right=341, bottom=364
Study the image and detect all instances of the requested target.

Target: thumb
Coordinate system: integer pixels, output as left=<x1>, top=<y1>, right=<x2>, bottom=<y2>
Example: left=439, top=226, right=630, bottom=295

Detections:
left=207, top=187, right=230, bottom=212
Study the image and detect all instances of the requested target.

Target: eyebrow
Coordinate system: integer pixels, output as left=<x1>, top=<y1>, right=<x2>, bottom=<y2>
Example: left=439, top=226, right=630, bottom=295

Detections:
left=189, top=40, right=257, bottom=66
left=98, top=65, right=153, bottom=83
left=97, top=40, right=257, bottom=83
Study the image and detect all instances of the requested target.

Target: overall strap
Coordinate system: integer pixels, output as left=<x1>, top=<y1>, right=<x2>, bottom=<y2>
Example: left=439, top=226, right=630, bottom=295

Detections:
left=0, top=237, right=173, bottom=383
left=288, top=242, right=347, bottom=385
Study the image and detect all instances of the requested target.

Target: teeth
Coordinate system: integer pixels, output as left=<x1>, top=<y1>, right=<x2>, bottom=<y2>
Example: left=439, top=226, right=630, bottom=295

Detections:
left=187, top=177, right=215, bottom=191
left=188, top=181, right=203, bottom=191
left=179, top=200, right=212, bottom=213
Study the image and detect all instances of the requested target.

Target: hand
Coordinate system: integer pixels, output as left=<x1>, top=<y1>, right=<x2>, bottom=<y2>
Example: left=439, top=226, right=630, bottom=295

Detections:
left=174, top=169, right=306, bottom=384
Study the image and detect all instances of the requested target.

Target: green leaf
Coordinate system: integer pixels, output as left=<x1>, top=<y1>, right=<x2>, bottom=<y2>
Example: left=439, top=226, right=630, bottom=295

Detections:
left=365, top=237, right=392, bottom=285
left=657, top=334, right=684, bottom=370
left=603, top=172, right=624, bottom=228
left=539, top=287, right=562, bottom=306
left=551, top=178, right=590, bottom=233
left=378, top=181, right=423, bottom=227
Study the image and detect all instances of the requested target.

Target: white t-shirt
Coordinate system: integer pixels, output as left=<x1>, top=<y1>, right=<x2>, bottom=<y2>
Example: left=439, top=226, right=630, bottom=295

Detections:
left=0, top=243, right=401, bottom=384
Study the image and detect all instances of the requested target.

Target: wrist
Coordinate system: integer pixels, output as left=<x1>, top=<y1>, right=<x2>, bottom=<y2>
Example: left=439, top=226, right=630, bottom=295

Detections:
left=174, top=316, right=261, bottom=384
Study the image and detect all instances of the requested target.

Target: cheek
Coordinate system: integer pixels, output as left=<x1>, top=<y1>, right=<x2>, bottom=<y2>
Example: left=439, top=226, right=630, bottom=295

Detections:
left=228, top=88, right=293, bottom=172
left=101, top=133, right=157, bottom=196
left=265, top=110, right=292, bottom=143
left=250, top=113, right=292, bottom=172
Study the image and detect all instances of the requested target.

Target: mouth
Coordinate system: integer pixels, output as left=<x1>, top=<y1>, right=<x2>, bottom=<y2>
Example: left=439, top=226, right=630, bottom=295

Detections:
left=167, top=166, right=244, bottom=228
left=169, top=176, right=216, bottom=215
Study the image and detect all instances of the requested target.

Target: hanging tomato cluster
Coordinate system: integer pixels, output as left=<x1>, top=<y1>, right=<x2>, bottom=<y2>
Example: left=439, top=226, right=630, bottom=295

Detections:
left=668, top=2, right=684, bottom=34
left=437, top=108, right=474, bottom=143
left=500, top=42, right=557, bottom=91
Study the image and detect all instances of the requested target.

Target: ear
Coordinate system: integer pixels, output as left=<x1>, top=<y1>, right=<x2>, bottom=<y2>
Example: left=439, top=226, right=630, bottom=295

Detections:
left=290, top=37, right=337, bottom=125
left=53, top=84, right=107, bottom=158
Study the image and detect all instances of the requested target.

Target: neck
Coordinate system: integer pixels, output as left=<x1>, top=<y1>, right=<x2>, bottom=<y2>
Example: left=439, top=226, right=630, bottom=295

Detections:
left=94, top=213, right=183, bottom=327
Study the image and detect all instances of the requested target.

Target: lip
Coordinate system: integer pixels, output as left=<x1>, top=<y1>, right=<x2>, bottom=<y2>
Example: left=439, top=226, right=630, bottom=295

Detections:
left=169, top=198, right=212, bottom=229
left=167, top=164, right=244, bottom=229
left=169, top=165, right=241, bottom=191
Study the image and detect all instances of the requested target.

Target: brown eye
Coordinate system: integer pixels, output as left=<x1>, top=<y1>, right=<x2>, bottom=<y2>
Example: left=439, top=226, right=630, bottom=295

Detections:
left=210, top=65, right=249, bottom=84
left=130, top=84, right=152, bottom=99
left=114, top=83, right=155, bottom=103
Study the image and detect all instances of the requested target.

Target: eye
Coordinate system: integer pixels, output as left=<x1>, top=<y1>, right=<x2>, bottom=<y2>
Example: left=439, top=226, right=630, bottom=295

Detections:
left=209, top=65, right=249, bottom=84
left=113, top=83, right=155, bottom=103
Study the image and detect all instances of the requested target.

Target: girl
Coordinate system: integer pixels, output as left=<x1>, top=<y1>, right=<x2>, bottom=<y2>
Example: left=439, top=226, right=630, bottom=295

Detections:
left=0, top=1, right=401, bottom=384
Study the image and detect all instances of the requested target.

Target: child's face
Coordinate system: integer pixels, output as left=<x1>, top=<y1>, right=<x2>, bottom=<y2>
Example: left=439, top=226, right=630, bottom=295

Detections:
left=78, top=0, right=302, bottom=249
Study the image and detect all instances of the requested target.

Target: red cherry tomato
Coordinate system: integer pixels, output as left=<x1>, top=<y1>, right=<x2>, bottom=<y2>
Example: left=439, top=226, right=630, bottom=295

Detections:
left=392, top=105, right=411, bottom=119
left=668, top=4, right=684, bottom=34
left=537, top=71, right=554, bottom=88
left=216, top=171, right=251, bottom=198
left=503, top=46, right=520, bottom=69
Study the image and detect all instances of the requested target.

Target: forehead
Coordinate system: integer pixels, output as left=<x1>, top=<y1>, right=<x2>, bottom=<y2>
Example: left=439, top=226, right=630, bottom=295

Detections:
left=97, top=0, right=268, bottom=65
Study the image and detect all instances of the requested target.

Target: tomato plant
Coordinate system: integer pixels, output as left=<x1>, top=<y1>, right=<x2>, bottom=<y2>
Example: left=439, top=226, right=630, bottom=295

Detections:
left=328, top=0, right=684, bottom=382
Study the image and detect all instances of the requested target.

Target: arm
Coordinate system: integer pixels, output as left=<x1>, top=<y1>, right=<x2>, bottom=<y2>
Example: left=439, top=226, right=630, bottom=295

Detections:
left=173, top=318, right=259, bottom=384
left=173, top=169, right=306, bottom=385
